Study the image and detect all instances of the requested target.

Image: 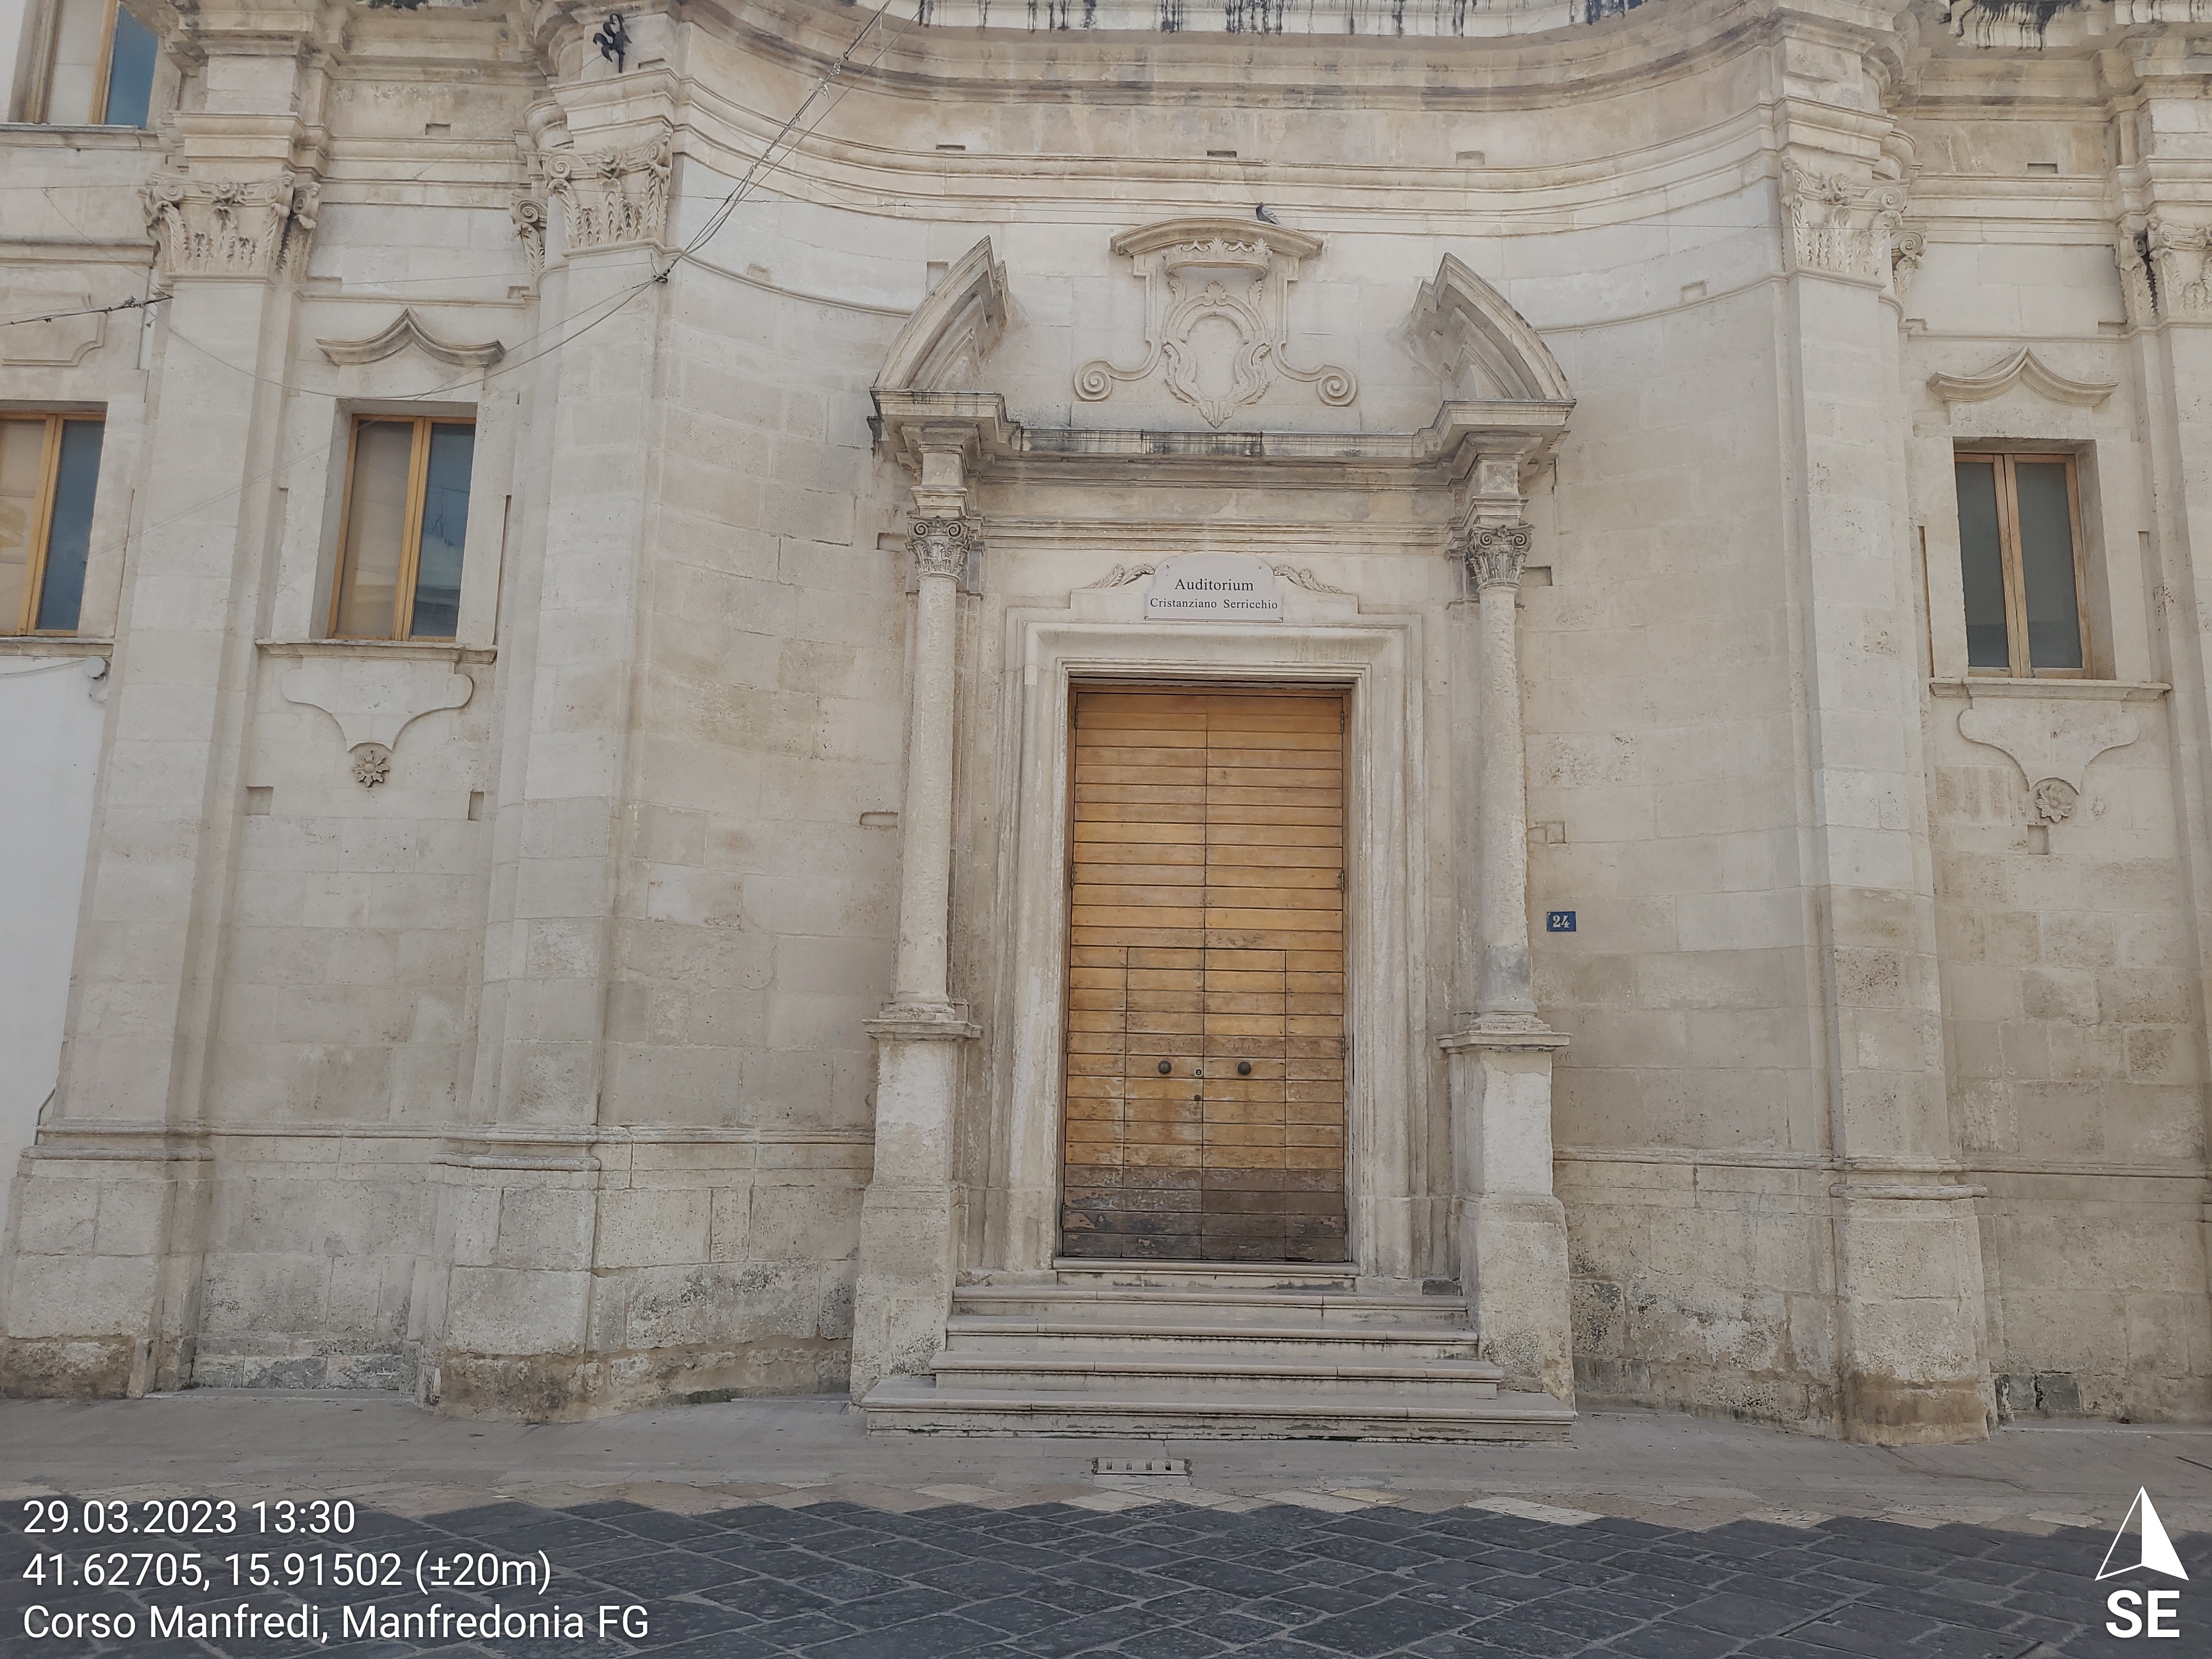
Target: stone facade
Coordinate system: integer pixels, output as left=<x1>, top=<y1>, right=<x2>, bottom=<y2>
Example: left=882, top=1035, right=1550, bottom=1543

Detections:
left=1, top=0, right=2207, bottom=1441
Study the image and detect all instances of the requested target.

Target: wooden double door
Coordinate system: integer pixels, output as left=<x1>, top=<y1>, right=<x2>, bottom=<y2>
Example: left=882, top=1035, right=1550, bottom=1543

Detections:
left=1060, top=687, right=1348, bottom=1262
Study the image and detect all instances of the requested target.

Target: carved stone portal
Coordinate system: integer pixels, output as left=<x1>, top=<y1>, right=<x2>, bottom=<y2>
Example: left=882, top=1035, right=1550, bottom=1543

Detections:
left=1077, top=218, right=1355, bottom=427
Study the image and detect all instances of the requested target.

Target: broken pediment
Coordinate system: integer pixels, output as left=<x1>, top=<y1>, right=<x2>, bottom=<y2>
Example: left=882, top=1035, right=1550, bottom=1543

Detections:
left=316, top=308, right=506, bottom=370
left=876, top=239, right=1009, bottom=394
left=1398, top=255, right=1573, bottom=406
left=1075, top=217, right=1356, bottom=429
left=1926, top=347, right=2115, bottom=411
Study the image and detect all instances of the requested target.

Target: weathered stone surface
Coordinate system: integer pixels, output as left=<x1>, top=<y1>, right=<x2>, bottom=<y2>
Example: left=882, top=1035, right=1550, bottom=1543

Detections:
left=2, top=0, right=2207, bottom=1439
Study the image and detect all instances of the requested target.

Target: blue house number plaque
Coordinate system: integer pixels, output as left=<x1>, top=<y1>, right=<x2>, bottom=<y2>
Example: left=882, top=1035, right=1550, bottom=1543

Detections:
left=1545, top=911, right=1576, bottom=933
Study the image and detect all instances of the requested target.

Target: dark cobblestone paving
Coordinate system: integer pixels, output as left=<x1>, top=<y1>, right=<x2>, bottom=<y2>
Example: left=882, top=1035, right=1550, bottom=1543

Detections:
left=5, top=1492, right=2196, bottom=1657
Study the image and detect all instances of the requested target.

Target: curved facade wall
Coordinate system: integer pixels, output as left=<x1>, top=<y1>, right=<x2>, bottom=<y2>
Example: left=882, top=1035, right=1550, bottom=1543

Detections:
left=0, top=0, right=2207, bottom=1438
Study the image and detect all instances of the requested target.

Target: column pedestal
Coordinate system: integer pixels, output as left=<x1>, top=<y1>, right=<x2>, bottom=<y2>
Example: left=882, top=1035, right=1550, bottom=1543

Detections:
left=1441, top=1028, right=1573, bottom=1402
left=849, top=1007, right=978, bottom=1400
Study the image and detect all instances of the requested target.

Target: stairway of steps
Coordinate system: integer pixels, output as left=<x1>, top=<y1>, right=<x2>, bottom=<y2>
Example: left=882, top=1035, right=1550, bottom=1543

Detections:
left=858, top=1261, right=1575, bottom=1441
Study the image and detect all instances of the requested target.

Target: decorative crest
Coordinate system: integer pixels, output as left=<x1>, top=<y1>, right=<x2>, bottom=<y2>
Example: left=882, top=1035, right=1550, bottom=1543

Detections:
left=1076, top=217, right=1355, bottom=427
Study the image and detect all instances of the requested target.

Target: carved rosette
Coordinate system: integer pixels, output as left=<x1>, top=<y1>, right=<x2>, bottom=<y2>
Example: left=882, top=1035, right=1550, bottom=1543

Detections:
left=908, top=515, right=978, bottom=580
left=141, top=172, right=320, bottom=280
left=545, top=138, right=672, bottom=252
left=1781, top=162, right=1906, bottom=283
left=1460, top=523, right=1532, bottom=592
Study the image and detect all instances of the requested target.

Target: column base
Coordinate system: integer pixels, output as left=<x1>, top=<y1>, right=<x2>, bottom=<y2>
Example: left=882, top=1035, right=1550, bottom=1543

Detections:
left=1440, top=1028, right=1574, bottom=1404
left=849, top=1008, right=979, bottom=1402
left=0, top=1141, right=207, bottom=1399
left=1833, top=1179, right=1992, bottom=1445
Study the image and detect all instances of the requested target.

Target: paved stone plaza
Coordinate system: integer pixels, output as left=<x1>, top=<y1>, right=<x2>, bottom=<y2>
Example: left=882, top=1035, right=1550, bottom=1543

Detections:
left=5, top=1395, right=2209, bottom=1656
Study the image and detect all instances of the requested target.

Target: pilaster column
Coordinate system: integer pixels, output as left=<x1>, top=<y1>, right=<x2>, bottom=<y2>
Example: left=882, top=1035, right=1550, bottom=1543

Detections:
left=1469, top=521, right=1541, bottom=1024
left=848, top=435, right=981, bottom=1402
left=1438, top=478, right=1572, bottom=1405
left=1775, top=98, right=1985, bottom=1441
left=0, top=25, right=323, bottom=1398
left=420, top=108, right=673, bottom=1418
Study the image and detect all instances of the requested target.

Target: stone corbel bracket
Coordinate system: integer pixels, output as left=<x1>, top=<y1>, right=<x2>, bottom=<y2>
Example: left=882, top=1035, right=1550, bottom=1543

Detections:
left=317, top=309, right=506, bottom=369
left=282, top=659, right=474, bottom=789
left=1955, top=688, right=2144, bottom=824
left=1927, top=347, right=2116, bottom=412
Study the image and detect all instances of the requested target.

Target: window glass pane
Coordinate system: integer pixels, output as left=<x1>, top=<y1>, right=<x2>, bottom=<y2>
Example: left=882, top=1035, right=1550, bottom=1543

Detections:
left=2014, top=460, right=2083, bottom=672
left=101, top=7, right=156, bottom=128
left=1954, top=460, right=2010, bottom=670
left=407, top=423, right=473, bottom=639
left=334, top=422, right=414, bottom=637
left=33, top=421, right=103, bottom=632
left=0, top=420, right=48, bottom=630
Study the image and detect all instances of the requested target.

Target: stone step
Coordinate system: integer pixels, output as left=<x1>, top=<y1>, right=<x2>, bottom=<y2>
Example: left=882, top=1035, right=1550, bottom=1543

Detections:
left=930, top=1352, right=1502, bottom=1397
left=940, top=1316, right=1483, bottom=1364
left=953, top=1284, right=1470, bottom=1329
left=1049, top=1258, right=1363, bottom=1292
left=861, top=1375, right=1572, bottom=1441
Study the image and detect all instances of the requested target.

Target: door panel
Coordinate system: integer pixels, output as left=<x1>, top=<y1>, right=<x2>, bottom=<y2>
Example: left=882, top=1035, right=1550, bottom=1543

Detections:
left=1059, top=688, right=1349, bottom=1262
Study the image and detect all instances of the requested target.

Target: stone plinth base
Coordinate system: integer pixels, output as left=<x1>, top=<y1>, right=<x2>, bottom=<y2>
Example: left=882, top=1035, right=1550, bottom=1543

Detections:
left=1440, top=1025, right=1573, bottom=1404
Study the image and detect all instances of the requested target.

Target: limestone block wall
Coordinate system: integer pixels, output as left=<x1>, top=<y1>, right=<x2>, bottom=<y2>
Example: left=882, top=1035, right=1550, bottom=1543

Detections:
left=1525, top=236, right=1841, bottom=1418
left=1926, top=699, right=2210, bottom=1419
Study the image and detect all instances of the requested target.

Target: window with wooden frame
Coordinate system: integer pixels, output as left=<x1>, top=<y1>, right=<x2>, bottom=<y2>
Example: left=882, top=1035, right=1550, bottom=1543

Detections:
left=28, top=0, right=157, bottom=127
left=1954, top=451, right=2090, bottom=678
left=328, top=416, right=476, bottom=641
left=0, top=414, right=105, bottom=636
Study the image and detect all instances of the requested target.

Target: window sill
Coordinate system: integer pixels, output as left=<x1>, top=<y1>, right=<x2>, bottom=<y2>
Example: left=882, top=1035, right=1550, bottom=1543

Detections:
left=0, top=123, right=159, bottom=145
left=258, top=638, right=495, bottom=665
left=0, top=636, right=112, bottom=657
left=1929, top=677, right=2166, bottom=703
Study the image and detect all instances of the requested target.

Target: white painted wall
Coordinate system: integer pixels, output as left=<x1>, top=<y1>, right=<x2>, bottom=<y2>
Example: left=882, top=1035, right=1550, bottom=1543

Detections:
left=0, top=654, right=103, bottom=1241
left=0, top=0, right=32, bottom=121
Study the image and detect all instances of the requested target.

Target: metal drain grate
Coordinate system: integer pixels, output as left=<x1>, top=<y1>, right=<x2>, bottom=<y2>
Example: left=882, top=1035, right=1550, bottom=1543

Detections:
left=1093, top=1457, right=1190, bottom=1477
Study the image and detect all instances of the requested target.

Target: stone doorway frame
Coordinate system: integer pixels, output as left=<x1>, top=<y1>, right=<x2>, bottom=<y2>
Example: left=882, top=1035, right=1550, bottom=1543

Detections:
left=988, top=610, right=1430, bottom=1291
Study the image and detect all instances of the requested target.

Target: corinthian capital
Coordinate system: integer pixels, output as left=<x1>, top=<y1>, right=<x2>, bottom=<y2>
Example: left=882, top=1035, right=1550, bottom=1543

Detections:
left=141, top=171, right=319, bottom=280
left=1460, top=522, right=1532, bottom=592
left=1780, top=161, right=1906, bottom=283
left=908, top=514, right=979, bottom=582
left=545, top=137, right=672, bottom=252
